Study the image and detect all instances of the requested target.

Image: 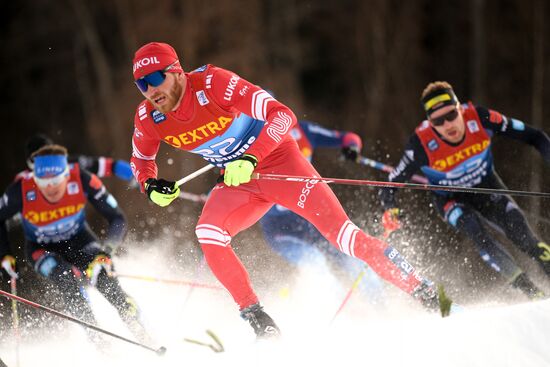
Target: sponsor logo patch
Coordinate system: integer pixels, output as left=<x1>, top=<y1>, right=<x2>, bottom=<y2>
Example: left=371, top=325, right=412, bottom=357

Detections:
left=467, top=120, right=479, bottom=133
left=25, top=204, right=85, bottom=224
left=196, top=90, right=209, bottom=106
left=267, top=111, right=293, bottom=143
left=133, top=56, right=160, bottom=72
left=151, top=110, right=167, bottom=124
left=427, top=139, right=439, bottom=151
left=297, top=179, right=319, bottom=209
left=223, top=75, right=240, bottom=101
left=433, top=139, right=490, bottom=171
left=67, top=182, right=79, bottom=195
left=26, top=190, right=36, bottom=202
left=384, top=247, right=415, bottom=279
left=164, top=116, right=233, bottom=148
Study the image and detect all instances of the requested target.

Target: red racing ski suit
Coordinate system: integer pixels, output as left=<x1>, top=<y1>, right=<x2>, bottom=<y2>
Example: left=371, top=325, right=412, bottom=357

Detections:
left=131, top=64, right=429, bottom=309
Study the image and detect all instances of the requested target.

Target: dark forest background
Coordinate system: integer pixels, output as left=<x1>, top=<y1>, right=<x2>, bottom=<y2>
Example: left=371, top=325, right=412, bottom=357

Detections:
left=1, top=0, right=550, bottom=332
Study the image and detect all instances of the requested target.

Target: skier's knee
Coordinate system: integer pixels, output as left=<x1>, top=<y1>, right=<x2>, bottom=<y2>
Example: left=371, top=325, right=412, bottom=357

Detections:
left=34, top=251, right=82, bottom=285
left=196, top=223, right=232, bottom=247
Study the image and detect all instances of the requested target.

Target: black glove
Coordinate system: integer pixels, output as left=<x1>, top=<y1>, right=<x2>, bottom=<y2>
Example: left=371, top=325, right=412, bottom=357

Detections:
left=341, top=145, right=360, bottom=162
left=144, top=178, right=180, bottom=207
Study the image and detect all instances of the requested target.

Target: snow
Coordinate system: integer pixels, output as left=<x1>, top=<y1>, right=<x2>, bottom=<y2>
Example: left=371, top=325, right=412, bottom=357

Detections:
left=1, top=248, right=550, bottom=367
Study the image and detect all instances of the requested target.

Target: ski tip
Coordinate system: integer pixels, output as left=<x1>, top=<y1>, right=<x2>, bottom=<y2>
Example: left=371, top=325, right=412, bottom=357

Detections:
left=437, top=284, right=453, bottom=318
left=206, top=329, right=225, bottom=353
left=156, top=346, right=167, bottom=356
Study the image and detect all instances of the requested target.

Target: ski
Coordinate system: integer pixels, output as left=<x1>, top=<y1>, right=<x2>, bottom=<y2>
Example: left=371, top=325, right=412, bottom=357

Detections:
left=438, top=284, right=453, bottom=317
left=184, top=329, right=224, bottom=353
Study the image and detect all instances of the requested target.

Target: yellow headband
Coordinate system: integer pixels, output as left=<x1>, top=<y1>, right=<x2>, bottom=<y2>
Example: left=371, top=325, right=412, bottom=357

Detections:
left=423, top=93, right=452, bottom=111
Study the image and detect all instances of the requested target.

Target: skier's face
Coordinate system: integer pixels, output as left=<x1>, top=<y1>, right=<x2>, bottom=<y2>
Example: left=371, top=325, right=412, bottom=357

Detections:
left=36, top=175, right=69, bottom=203
left=429, top=104, right=465, bottom=143
left=141, top=72, right=185, bottom=114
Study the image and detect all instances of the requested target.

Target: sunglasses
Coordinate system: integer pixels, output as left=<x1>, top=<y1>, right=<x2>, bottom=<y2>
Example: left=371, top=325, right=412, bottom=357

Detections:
left=430, top=109, right=459, bottom=127
left=33, top=169, right=69, bottom=187
left=134, top=61, right=179, bottom=93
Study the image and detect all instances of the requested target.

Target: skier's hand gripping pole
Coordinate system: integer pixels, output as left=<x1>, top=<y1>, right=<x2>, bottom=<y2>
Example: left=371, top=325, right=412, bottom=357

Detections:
left=146, top=165, right=215, bottom=207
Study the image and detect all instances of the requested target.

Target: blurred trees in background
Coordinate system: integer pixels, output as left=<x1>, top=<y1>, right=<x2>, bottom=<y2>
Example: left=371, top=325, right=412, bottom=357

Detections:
left=1, top=0, right=547, bottom=182
left=0, top=0, right=549, bottom=289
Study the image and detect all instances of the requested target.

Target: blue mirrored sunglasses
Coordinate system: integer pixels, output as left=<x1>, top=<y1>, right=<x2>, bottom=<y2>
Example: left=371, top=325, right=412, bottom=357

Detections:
left=134, top=61, right=179, bottom=92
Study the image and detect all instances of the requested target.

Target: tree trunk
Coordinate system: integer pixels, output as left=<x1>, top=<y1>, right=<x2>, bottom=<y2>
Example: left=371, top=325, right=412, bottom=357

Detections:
left=69, top=0, right=124, bottom=156
left=471, top=0, right=486, bottom=103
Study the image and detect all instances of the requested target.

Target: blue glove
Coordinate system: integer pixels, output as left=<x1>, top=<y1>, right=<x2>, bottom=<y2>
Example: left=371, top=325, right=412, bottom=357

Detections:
left=113, top=160, right=134, bottom=181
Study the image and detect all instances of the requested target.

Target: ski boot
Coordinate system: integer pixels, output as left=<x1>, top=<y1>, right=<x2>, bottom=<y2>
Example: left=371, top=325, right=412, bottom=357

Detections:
left=511, top=273, right=546, bottom=300
left=240, top=303, right=281, bottom=339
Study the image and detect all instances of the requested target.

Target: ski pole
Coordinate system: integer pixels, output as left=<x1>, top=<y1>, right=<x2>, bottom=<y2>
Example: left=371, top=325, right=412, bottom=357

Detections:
left=0, top=289, right=166, bottom=356
left=10, top=278, right=20, bottom=367
left=358, top=156, right=550, bottom=226
left=330, top=230, right=393, bottom=324
left=182, top=256, right=208, bottom=313
left=357, top=156, right=428, bottom=184
left=176, top=164, right=215, bottom=188
left=329, top=268, right=367, bottom=325
left=252, top=173, right=550, bottom=198
left=115, top=273, right=223, bottom=290
left=525, top=212, right=550, bottom=227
